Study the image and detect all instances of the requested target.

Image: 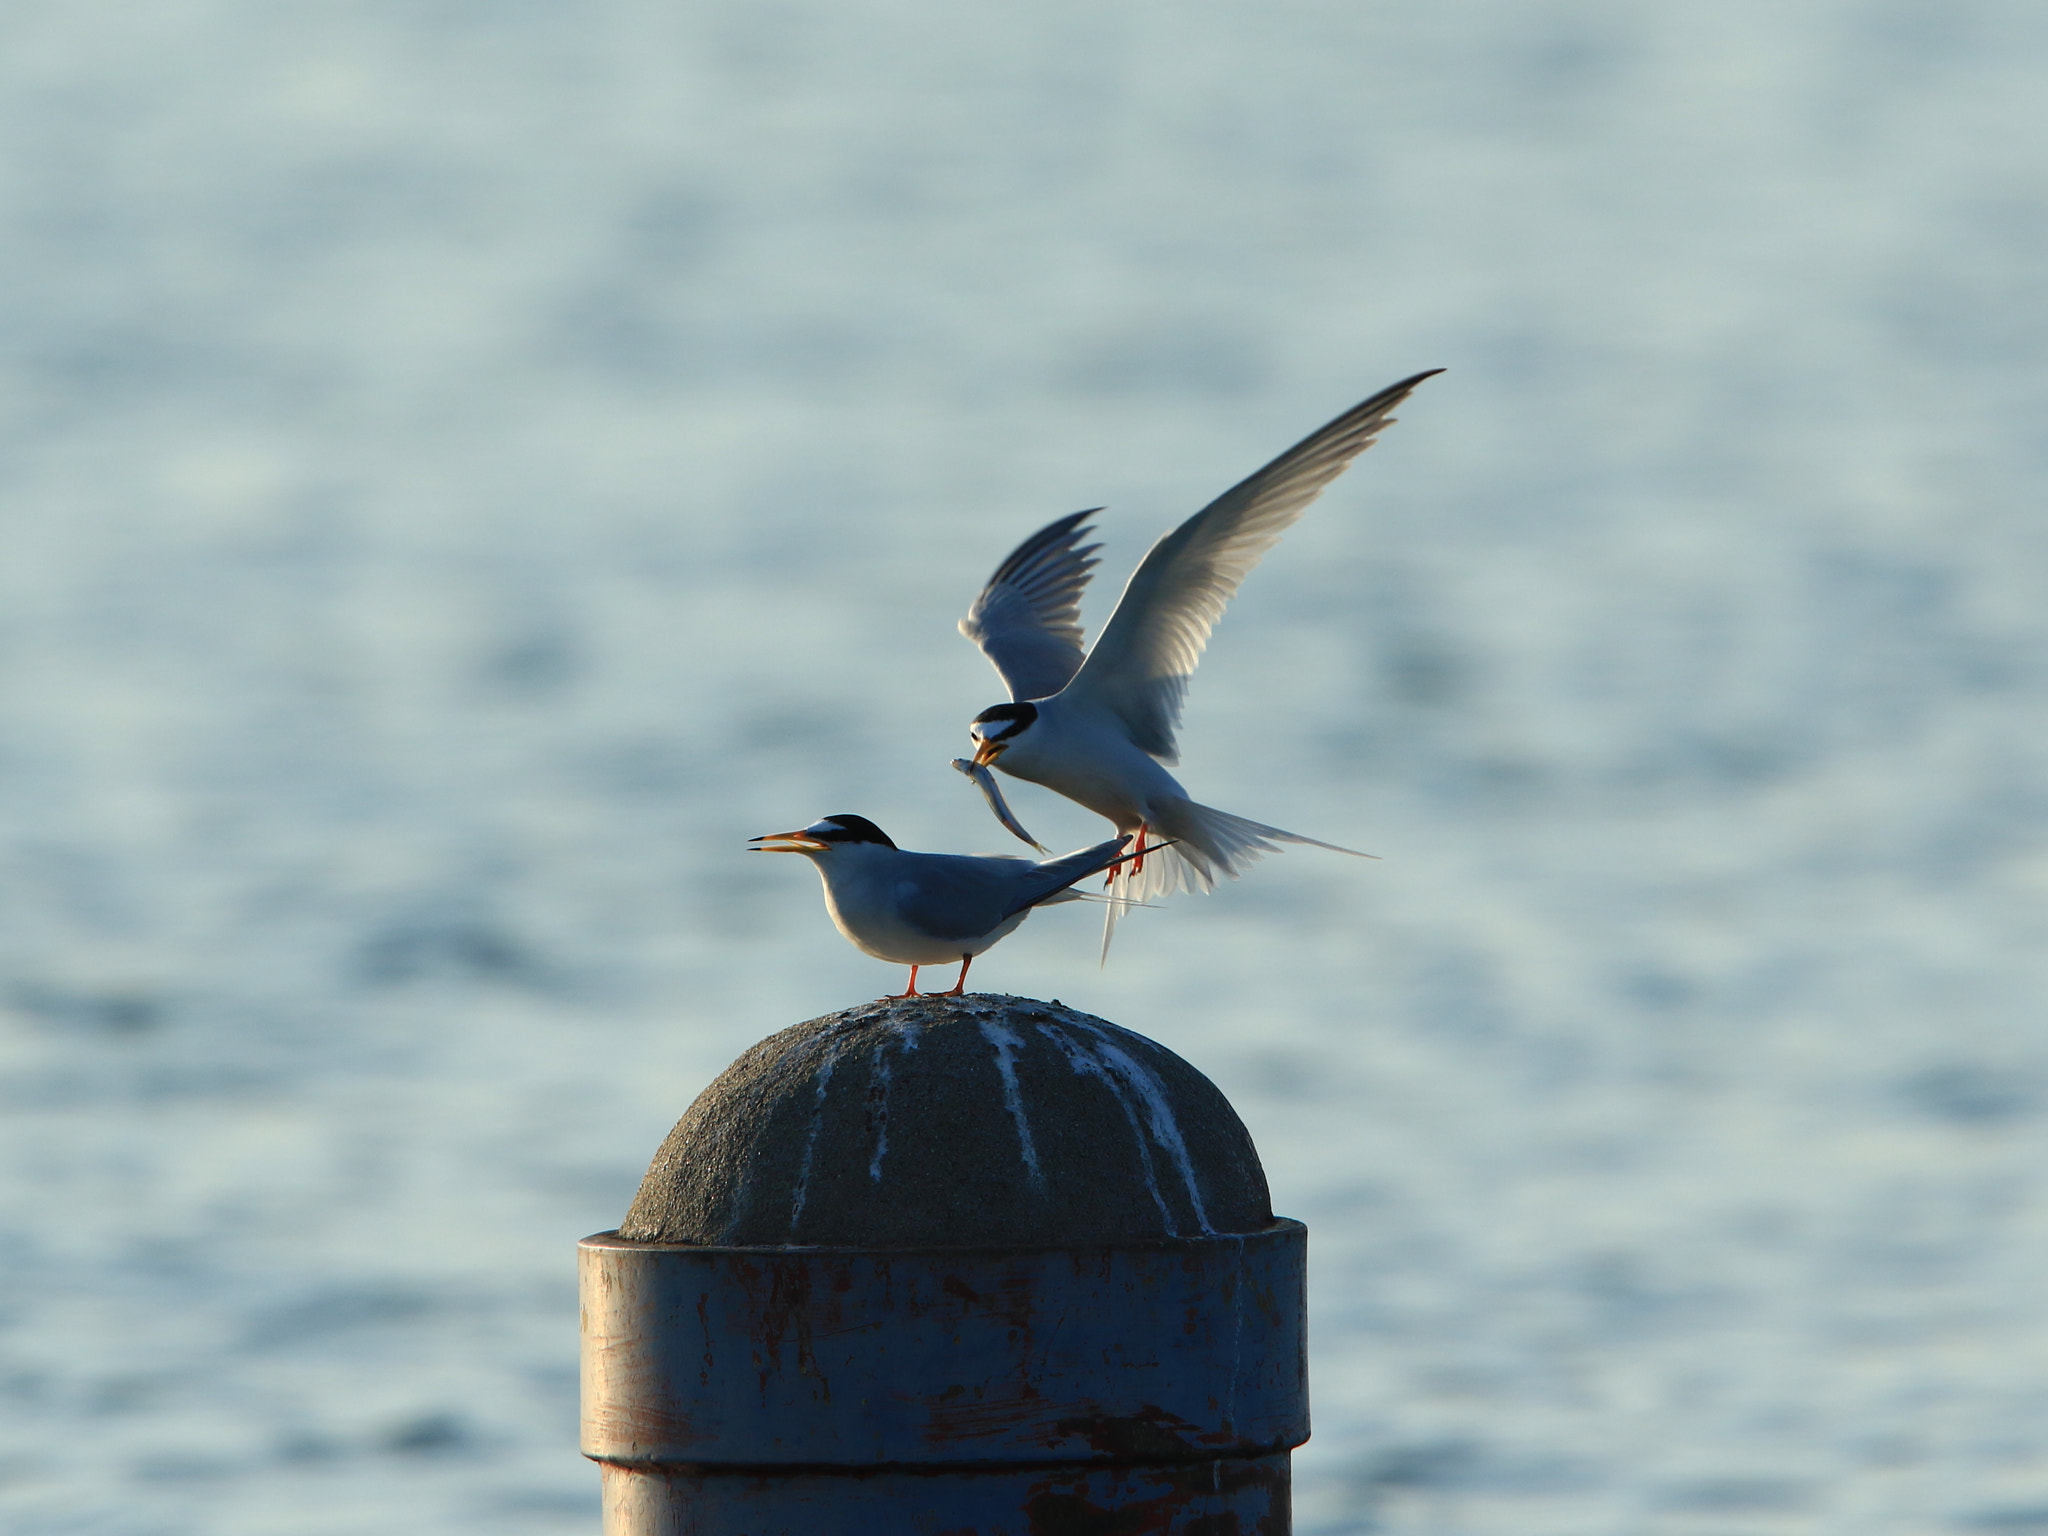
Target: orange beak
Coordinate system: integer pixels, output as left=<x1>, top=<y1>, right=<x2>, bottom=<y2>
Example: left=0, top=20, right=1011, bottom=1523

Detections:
left=748, top=830, right=828, bottom=853
left=971, top=738, right=1005, bottom=767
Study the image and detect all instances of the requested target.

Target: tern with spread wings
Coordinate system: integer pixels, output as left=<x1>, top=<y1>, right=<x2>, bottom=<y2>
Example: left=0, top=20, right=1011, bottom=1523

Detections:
left=959, top=369, right=1441, bottom=948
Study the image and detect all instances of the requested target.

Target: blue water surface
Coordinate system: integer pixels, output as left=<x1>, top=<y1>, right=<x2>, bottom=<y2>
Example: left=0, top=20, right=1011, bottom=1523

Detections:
left=1, top=4, right=2044, bottom=1532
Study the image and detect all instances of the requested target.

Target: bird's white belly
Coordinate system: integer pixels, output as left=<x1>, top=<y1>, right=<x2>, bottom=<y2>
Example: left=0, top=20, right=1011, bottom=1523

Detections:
left=995, top=710, right=1186, bottom=831
left=817, top=868, right=1025, bottom=964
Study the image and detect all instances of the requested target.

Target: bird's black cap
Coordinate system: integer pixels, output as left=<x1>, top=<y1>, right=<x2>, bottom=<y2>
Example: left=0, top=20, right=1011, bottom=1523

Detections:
left=812, top=814, right=896, bottom=848
left=971, top=701, right=1039, bottom=738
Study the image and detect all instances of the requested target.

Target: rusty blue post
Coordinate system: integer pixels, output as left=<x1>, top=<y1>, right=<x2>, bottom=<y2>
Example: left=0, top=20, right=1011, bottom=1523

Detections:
left=581, top=993, right=1308, bottom=1534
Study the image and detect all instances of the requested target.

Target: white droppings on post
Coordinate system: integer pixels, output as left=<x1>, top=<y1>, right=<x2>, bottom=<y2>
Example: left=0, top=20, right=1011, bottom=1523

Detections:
left=975, top=1017, right=1044, bottom=1188
left=867, top=1048, right=893, bottom=1181
left=711, top=1020, right=853, bottom=1244
left=1041, top=1020, right=1176, bottom=1231
left=1073, top=1022, right=1214, bottom=1235
left=786, top=1054, right=837, bottom=1233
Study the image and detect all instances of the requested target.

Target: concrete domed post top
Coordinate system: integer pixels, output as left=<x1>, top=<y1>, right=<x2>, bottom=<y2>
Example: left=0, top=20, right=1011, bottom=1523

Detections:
left=620, top=992, right=1275, bottom=1247
left=580, top=994, right=1309, bottom=1535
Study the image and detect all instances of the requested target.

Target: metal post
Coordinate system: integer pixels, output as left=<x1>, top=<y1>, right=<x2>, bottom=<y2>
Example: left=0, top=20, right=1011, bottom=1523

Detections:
left=581, top=993, right=1308, bottom=1535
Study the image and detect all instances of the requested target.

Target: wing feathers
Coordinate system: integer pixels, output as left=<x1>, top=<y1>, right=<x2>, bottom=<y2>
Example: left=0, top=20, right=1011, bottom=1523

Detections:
left=996, top=836, right=1136, bottom=922
left=959, top=509, right=1103, bottom=702
left=1061, top=370, right=1441, bottom=759
left=896, top=840, right=1133, bottom=940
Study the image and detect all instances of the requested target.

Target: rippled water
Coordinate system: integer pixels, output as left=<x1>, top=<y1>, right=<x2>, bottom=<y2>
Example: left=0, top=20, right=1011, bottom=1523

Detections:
left=2, top=4, right=2044, bottom=1532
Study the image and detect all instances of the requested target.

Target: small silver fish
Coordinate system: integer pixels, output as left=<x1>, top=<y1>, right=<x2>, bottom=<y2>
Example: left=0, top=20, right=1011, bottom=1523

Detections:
left=952, top=758, right=1048, bottom=852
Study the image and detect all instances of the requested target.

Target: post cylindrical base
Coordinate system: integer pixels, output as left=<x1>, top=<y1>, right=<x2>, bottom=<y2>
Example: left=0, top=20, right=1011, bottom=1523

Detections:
left=599, top=1453, right=1291, bottom=1536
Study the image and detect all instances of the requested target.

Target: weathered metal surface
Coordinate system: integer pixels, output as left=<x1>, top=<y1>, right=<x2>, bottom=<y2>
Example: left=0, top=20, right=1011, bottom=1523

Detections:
left=618, top=995, right=1273, bottom=1248
left=590, top=997, right=1306, bottom=1532
left=599, top=1452, right=1291, bottom=1535
left=581, top=1221, right=1308, bottom=1466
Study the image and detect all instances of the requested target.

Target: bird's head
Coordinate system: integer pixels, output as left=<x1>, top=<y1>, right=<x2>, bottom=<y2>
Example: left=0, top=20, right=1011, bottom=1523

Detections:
left=968, top=701, right=1038, bottom=766
left=749, top=814, right=898, bottom=857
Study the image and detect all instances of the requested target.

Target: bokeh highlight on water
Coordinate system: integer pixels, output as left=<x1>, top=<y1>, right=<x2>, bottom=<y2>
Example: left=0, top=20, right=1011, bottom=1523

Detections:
left=1, top=3, right=2044, bottom=1532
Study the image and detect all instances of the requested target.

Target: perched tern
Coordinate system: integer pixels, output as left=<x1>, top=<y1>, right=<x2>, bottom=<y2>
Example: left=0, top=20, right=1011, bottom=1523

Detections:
left=749, top=814, right=1157, bottom=997
left=960, top=369, right=1441, bottom=947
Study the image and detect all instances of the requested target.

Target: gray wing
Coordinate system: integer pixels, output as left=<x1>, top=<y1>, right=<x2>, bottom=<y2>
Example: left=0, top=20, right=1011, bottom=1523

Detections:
left=958, top=510, right=1103, bottom=702
left=896, top=840, right=1134, bottom=941
left=1058, top=370, right=1441, bottom=761
left=895, top=853, right=1038, bottom=943
left=996, top=836, right=1134, bottom=921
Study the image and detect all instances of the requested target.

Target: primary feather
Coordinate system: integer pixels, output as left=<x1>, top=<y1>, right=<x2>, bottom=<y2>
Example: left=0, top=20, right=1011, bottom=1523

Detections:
left=958, top=508, right=1102, bottom=702
left=1061, top=369, right=1441, bottom=761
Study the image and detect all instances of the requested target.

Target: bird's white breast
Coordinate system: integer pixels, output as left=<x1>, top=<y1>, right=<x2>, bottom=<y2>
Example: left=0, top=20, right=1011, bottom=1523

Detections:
left=994, top=700, right=1187, bottom=832
left=809, top=847, right=1028, bottom=965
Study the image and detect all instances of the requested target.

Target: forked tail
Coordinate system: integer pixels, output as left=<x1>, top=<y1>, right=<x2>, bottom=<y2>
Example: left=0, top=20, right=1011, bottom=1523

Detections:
left=1099, top=796, right=1370, bottom=960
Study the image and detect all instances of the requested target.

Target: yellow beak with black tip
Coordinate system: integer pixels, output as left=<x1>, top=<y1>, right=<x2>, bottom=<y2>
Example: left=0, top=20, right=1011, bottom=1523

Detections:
left=971, top=738, right=1006, bottom=767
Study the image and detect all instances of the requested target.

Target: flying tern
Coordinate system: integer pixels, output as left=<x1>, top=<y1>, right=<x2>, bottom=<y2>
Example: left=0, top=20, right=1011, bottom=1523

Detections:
left=960, top=369, right=1441, bottom=947
left=749, top=814, right=1158, bottom=997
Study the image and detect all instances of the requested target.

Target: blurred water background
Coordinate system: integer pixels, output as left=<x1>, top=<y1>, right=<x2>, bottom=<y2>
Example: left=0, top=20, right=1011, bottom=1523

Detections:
left=2, top=2, right=2045, bottom=1532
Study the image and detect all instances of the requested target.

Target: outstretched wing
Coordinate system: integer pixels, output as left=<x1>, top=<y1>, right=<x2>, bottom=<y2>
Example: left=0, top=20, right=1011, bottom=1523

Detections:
left=959, top=509, right=1103, bottom=702
left=1058, top=370, right=1441, bottom=761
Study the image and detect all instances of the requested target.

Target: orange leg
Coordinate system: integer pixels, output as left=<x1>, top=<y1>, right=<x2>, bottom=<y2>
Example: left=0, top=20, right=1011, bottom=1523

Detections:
left=888, top=965, right=921, bottom=999
left=1106, top=823, right=1151, bottom=886
left=937, top=953, right=974, bottom=997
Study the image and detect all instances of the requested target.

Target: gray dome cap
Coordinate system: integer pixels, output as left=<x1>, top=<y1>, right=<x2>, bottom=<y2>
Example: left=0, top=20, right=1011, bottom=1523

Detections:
left=620, top=994, right=1273, bottom=1247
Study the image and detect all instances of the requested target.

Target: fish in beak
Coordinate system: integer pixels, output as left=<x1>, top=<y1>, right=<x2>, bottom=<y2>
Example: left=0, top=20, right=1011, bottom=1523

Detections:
left=952, top=757, right=1045, bottom=851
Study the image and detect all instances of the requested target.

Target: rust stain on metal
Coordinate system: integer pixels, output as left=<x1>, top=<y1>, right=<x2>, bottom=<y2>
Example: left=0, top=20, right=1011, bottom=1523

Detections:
left=929, top=1263, right=1047, bottom=1333
left=732, top=1255, right=832, bottom=1399
left=695, top=1293, right=714, bottom=1382
left=1021, top=1454, right=1289, bottom=1535
left=579, top=1226, right=1307, bottom=1469
left=1053, top=1405, right=1213, bottom=1461
left=922, top=1389, right=1056, bottom=1446
left=590, top=1401, right=703, bottom=1450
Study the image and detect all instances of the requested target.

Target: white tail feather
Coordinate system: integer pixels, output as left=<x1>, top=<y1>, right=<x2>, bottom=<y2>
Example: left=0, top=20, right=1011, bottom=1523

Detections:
left=1098, top=797, right=1369, bottom=960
